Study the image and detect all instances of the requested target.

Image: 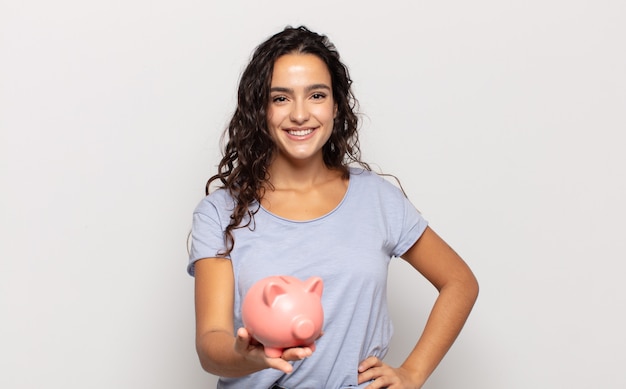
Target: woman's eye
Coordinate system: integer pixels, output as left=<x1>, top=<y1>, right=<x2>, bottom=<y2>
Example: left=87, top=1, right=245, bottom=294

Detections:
left=311, top=93, right=326, bottom=100
left=272, top=96, right=287, bottom=103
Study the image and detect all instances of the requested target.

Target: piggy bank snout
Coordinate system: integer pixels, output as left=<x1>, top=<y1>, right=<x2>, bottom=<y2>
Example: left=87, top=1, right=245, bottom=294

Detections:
left=293, top=316, right=315, bottom=340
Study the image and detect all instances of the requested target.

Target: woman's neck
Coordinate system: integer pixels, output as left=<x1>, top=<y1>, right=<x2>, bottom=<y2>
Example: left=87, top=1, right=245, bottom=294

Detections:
left=261, top=155, right=349, bottom=221
left=266, top=155, right=341, bottom=191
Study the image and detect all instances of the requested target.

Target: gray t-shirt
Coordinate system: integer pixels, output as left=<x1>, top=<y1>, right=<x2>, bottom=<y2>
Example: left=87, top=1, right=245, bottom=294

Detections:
left=189, top=167, right=428, bottom=389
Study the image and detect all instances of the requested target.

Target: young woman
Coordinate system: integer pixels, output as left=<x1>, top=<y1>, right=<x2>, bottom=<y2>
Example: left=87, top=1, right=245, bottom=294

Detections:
left=188, top=26, right=479, bottom=389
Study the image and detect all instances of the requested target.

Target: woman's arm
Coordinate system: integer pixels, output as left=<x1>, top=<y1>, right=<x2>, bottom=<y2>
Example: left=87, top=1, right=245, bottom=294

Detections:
left=194, top=257, right=310, bottom=377
left=358, top=226, right=479, bottom=388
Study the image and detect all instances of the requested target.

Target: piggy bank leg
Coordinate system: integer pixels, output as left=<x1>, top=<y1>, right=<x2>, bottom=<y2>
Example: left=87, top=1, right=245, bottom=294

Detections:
left=264, top=346, right=284, bottom=358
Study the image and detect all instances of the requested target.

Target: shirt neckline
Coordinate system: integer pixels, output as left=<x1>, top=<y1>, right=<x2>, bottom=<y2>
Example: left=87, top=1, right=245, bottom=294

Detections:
left=258, top=168, right=358, bottom=224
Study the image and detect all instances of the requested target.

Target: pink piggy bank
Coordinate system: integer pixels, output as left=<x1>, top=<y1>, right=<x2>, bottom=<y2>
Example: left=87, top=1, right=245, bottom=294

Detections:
left=242, top=275, right=324, bottom=358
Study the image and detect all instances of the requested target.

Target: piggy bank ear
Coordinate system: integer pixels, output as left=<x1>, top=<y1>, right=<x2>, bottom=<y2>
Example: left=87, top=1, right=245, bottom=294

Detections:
left=304, top=276, right=324, bottom=298
left=262, top=282, right=287, bottom=307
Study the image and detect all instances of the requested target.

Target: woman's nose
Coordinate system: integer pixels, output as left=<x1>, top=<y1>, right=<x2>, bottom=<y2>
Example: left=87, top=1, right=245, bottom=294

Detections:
left=289, top=100, right=310, bottom=123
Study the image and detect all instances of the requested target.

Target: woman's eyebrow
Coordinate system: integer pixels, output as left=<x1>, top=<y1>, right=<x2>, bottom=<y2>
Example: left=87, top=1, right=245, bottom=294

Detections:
left=270, top=83, right=331, bottom=93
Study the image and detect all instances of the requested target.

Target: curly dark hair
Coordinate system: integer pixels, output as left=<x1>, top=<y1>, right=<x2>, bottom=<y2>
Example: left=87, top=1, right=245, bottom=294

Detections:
left=207, top=25, right=370, bottom=256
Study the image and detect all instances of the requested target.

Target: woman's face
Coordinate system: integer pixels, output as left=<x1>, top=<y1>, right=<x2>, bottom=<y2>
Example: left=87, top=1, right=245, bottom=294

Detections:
left=266, top=53, right=336, bottom=166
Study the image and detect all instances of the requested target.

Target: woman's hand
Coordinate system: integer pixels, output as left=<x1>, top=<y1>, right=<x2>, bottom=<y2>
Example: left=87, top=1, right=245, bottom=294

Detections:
left=234, top=327, right=313, bottom=374
left=358, top=356, right=424, bottom=389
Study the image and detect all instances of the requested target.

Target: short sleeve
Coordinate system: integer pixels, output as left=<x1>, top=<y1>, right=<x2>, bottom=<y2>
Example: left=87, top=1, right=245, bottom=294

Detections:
left=391, top=195, right=428, bottom=257
left=187, top=200, right=228, bottom=276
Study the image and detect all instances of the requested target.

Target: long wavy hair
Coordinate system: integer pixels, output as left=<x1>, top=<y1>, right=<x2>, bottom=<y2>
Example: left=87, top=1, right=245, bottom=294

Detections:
left=207, top=26, right=370, bottom=256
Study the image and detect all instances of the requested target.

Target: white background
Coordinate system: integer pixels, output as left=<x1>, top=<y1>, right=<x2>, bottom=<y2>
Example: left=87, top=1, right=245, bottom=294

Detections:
left=1, top=1, right=625, bottom=388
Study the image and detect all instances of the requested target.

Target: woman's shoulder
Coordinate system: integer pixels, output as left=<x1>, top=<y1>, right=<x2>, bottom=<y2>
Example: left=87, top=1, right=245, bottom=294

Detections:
left=193, top=188, right=237, bottom=216
left=348, top=166, right=379, bottom=182
left=349, top=167, right=405, bottom=195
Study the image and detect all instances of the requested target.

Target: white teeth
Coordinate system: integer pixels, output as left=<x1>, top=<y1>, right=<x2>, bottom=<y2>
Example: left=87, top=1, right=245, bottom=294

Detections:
left=288, top=129, right=313, bottom=136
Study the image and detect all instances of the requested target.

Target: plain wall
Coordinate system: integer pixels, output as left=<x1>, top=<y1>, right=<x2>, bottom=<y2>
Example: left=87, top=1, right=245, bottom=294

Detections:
left=1, top=0, right=625, bottom=388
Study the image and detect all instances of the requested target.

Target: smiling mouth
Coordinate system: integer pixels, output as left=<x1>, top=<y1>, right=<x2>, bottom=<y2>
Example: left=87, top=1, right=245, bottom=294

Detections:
left=286, top=128, right=314, bottom=136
